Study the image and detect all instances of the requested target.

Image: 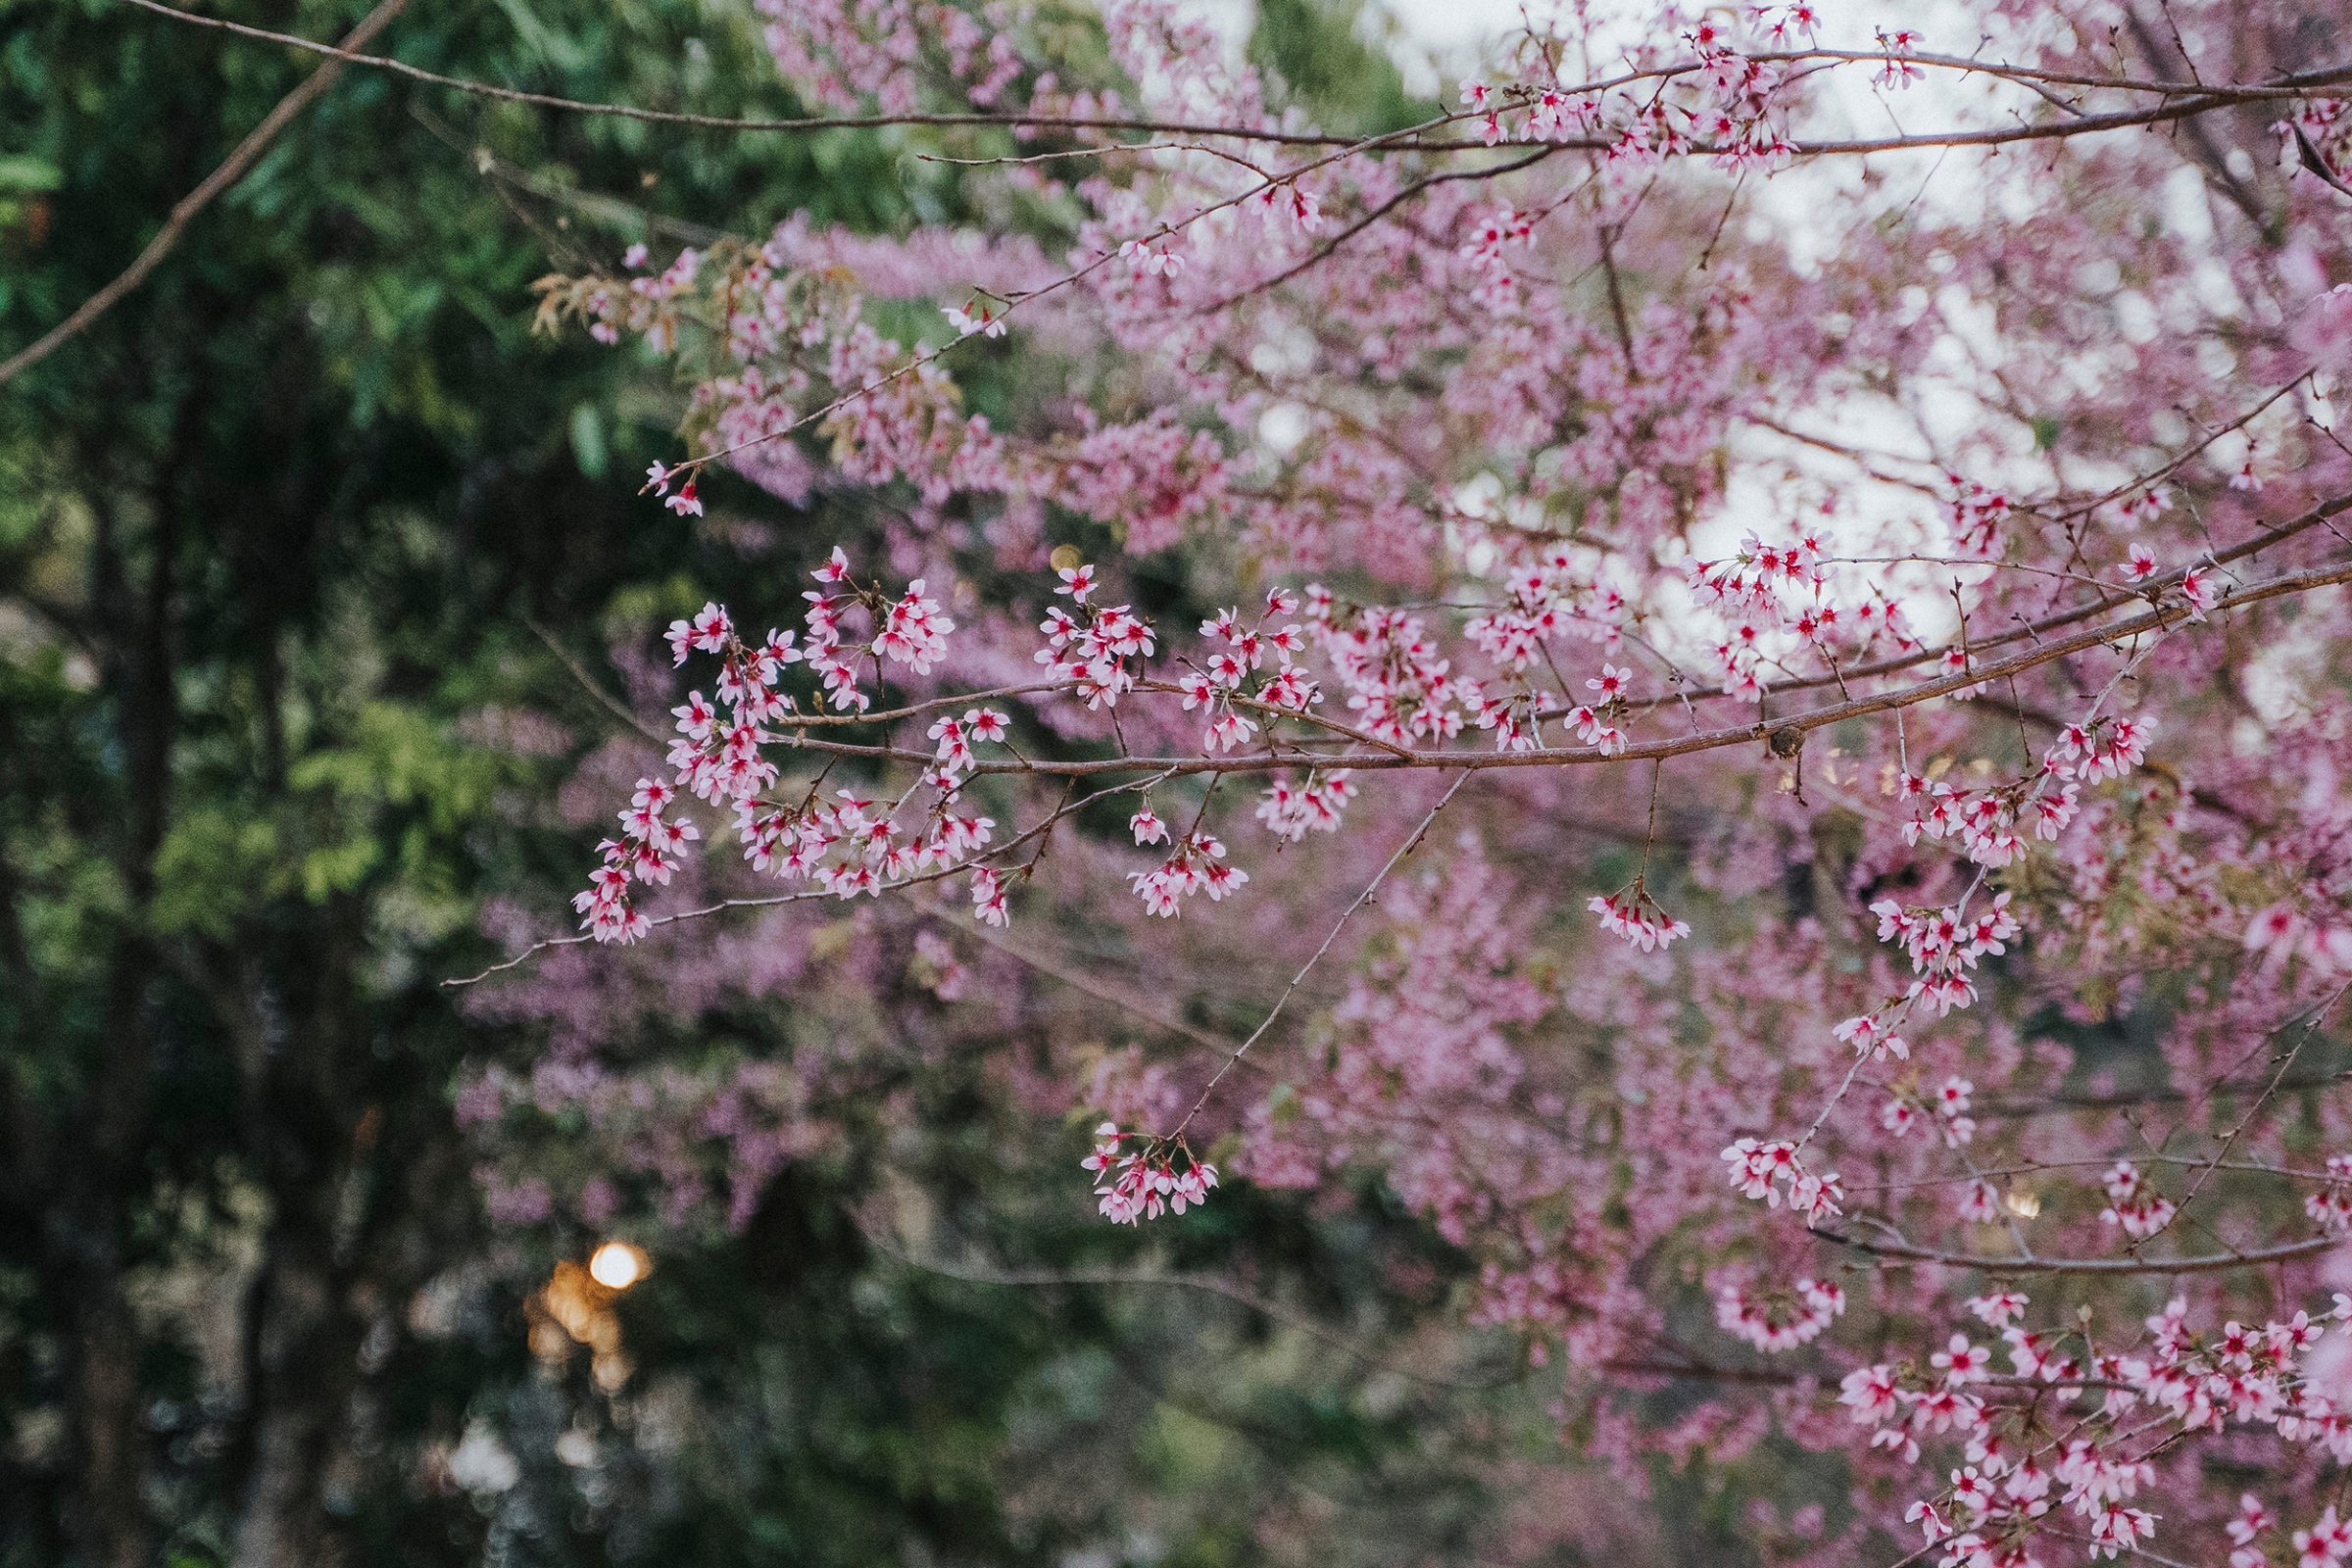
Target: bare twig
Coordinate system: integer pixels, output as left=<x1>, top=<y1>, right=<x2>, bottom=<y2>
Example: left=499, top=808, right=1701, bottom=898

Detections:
left=1815, top=1228, right=2336, bottom=1274
left=855, top=1216, right=1522, bottom=1392
left=1167, top=772, right=1470, bottom=1139
left=101, top=0, right=2352, bottom=158
left=0, top=0, right=410, bottom=387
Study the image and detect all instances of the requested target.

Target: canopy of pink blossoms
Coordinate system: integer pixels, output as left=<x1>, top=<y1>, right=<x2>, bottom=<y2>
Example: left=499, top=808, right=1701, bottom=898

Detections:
left=454, top=1, right=2352, bottom=1561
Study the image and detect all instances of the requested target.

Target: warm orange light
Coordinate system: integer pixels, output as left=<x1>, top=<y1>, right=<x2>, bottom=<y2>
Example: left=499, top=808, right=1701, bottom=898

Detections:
left=588, top=1240, right=649, bottom=1291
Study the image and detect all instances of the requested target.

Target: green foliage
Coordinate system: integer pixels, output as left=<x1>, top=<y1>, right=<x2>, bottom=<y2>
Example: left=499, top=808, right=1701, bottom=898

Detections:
left=0, top=0, right=925, bottom=1559
left=1248, top=0, right=1440, bottom=137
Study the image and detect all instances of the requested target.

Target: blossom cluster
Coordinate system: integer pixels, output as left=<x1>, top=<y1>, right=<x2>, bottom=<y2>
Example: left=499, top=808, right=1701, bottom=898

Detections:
left=578, top=550, right=1729, bottom=957
left=1081, top=1124, right=1217, bottom=1224
left=1845, top=1294, right=2352, bottom=1566
left=576, top=556, right=999, bottom=940
left=1715, top=1273, right=1846, bottom=1351
left=1721, top=1137, right=1844, bottom=1226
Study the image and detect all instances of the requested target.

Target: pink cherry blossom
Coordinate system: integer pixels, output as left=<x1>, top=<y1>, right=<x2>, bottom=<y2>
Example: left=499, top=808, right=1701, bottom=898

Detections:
left=487, top=7, right=2352, bottom=1556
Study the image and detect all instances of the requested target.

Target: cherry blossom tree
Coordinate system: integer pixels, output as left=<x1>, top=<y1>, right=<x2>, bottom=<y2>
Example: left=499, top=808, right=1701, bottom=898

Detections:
left=402, top=0, right=2352, bottom=1559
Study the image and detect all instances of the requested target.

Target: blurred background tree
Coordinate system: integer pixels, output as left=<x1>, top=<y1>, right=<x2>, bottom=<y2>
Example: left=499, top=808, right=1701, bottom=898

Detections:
left=0, top=2, right=1641, bottom=1564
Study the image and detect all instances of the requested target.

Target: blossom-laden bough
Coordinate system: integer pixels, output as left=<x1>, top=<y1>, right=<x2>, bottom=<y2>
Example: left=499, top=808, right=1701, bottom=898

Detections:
left=398, top=0, right=2352, bottom=1558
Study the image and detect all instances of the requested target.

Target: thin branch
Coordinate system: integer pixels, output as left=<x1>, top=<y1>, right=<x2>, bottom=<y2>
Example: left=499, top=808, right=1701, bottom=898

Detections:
left=2142, top=979, right=2352, bottom=1243
left=0, top=0, right=410, bottom=387
left=525, top=617, right=663, bottom=743
left=106, top=0, right=1410, bottom=148
left=1167, top=772, right=1470, bottom=1139
left=855, top=1218, right=1521, bottom=1392
left=104, top=0, right=2352, bottom=160
left=1626, top=485, right=2352, bottom=714
left=1815, top=1228, right=2336, bottom=1274
left=954, top=916, right=1268, bottom=1071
